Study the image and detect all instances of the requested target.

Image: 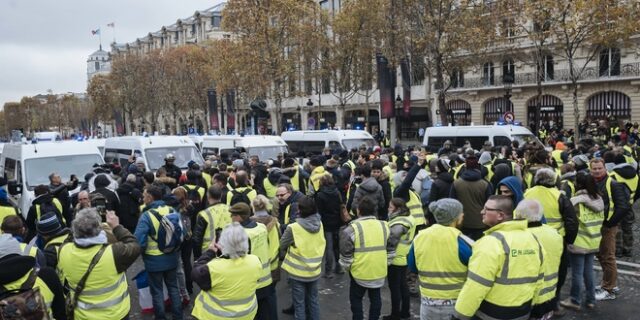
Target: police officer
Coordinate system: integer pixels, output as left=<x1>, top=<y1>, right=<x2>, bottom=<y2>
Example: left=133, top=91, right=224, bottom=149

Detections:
left=454, top=195, right=544, bottom=320
left=339, top=197, right=391, bottom=320
left=162, top=153, right=182, bottom=182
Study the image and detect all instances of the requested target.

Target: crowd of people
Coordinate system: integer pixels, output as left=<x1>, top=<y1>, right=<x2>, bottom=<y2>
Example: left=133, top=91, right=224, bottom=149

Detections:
left=0, top=125, right=637, bottom=320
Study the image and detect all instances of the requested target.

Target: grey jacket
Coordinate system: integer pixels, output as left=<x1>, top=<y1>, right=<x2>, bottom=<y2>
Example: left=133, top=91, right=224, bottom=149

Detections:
left=280, top=213, right=323, bottom=282
left=352, top=177, right=385, bottom=217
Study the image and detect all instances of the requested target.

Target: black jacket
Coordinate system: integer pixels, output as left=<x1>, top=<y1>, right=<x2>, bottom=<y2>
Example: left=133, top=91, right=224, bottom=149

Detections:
left=252, top=164, right=268, bottom=196
left=26, top=194, right=66, bottom=240
left=162, top=163, right=182, bottom=182
left=115, top=182, right=142, bottom=233
left=376, top=173, right=392, bottom=220
left=597, top=176, right=631, bottom=227
left=315, top=185, right=344, bottom=232
left=0, top=255, right=66, bottom=320
left=610, top=163, right=640, bottom=202
left=429, top=172, right=454, bottom=203
left=91, top=187, right=121, bottom=214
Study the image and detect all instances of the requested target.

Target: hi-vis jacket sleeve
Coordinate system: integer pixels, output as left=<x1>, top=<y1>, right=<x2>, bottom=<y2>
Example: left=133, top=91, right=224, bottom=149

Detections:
left=454, top=236, right=502, bottom=319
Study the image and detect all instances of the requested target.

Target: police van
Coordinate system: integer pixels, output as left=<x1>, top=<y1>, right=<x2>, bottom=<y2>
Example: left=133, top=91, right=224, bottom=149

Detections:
left=104, top=136, right=204, bottom=172
left=281, top=130, right=376, bottom=154
left=33, top=131, right=62, bottom=142
left=0, top=140, right=105, bottom=217
left=423, top=124, right=541, bottom=152
left=201, top=135, right=289, bottom=161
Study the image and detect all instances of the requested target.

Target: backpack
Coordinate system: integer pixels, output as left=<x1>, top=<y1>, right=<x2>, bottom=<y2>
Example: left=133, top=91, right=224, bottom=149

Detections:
left=38, top=200, right=64, bottom=225
left=230, top=189, right=252, bottom=206
left=0, top=271, right=49, bottom=320
left=185, top=186, right=204, bottom=212
left=420, top=177, right=433, bottom=206
left=149, top=208, right=184, bottom=254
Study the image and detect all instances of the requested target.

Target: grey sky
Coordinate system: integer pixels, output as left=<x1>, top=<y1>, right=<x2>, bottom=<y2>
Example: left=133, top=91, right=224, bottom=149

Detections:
left=0, top=0, right=223, bottom=107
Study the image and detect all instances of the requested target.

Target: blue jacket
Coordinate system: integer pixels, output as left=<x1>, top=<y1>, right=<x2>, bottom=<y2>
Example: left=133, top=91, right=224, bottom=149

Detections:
left=497, top=176, right=524, bottom=205
left=134, top=200, right=178, bottom=272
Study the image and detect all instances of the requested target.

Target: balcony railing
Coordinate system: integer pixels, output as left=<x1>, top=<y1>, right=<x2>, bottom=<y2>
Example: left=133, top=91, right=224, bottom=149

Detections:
left=435, top=62, right=640, bottom=90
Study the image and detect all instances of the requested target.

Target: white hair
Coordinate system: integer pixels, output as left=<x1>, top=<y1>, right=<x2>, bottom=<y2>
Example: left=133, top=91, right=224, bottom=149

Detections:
left=72, top=208, right=102, bottom=239
left=218, top=222, right=249, bottom=259
left=534, top=168, right=557, bottom=186
left=514, top=199, right=544, bottom=222
left=126, top=174, right=137, bottom=184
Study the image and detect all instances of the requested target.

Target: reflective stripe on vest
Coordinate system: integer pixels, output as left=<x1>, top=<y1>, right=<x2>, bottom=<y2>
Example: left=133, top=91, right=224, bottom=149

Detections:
left=407, top=190, right=426, bottom=226
left=350, top=219, right=389, bottom=282
left=524, top=186, right=564, bottom=236
left=145, top=206, right=173, bottom=255
left=268, top=222, right=281, bottom=271
left=282, top=222, right=326, bottom=280
left=528, top=225, right=563, bottom=305
left=414, top=225, right=468, bottom=299
left=191, top=254, right=261, bottom=320
left=36, top=198, right=65, bottom=225
left=389, top=215, right=415, bottom=266
left=573, top=204, right=605, bottom=253
left=58, top=245, right=130, bottom=318
left=2, top=269, right=55, bottom=318
left=244, top=223, right=272, bottom=288
left=198, top=203, right=231, bottom=250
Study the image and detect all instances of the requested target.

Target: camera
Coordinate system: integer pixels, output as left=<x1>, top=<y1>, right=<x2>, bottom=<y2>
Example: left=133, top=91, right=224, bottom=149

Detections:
left=92, top=197, right=108, bottom=217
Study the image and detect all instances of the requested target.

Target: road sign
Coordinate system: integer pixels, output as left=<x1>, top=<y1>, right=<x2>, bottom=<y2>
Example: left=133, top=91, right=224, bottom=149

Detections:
left=503, top=111, right=515, bottom=123
left=308, top=117, right=316, bottom=127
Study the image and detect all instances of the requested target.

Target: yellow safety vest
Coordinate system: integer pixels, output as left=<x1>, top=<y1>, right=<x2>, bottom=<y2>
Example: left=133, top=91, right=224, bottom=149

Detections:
left=19, top=242, right=39, bottom=259
left=36, top=198, right=65, bottom=225
left=572, top=203, right=605, bottom=253
left=383, top=165, right=395, bottom=191
left=45, top=233, right=68, bottom=257
left=350, top=218, right=389, bottom=282
left=282, top=222, right=326, bottom=280
left=483, top=164, right=494, bottom=182
left=562, top=180, right=575, bottom=198
left=551, top=149, right=564, bottom=166
left=58, top=244, right=130, bottom=320
left=0, top=206, right=17, bottom=225
left=604, top=178, right=614, bottom=221
left=528, top=224, right=563, bottom=305
left=2, top=269, right=54, bottom=318
left=407, top=190, right=426, bottom=226
left=267, top=221, right=281, bottom=271
left=414, top=224, right=468, bottom=299
left=191, top=255, right=262, bottom=320
left=226, top=187, right=257, bottom=206
left=144, top=206, right=173, bottom=256
left=308, top=166, right=326, bottom=195
left=389, top=214, right=415, bottom=266
left=202, top=172, right=212, bottom=188
left=184, top=184, right=205, bottom=203
left=455, top=220, right=543, bottom=319
left=524, top=186, right=565, bottom=236
left=291, top=168, right=301, bottom=192
left=197, top=203, right=232, bottom=251
left=610, top=172, right=638, bottom=205
left=244, top=223, right=272, bottom=289
left=263, top=178, right=277, bottom=199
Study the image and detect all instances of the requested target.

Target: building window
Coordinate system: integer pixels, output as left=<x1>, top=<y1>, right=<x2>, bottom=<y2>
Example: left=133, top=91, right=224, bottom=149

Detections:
left=537, top=55, right=554, bottom=81
left=483, top=62, right=494, bottom=86
left=451, top=68, right=464, bottom=88
left=212, top=16, right=222, bottom=28
left=191, top=24, right=196, bottom=36
left=599, top=48, right=620, bottom=77
left=174, top=31, right=179, bottom=43
left=502, top=59, right=514, bottom=83
left=95, top=61, right=100, bottom=71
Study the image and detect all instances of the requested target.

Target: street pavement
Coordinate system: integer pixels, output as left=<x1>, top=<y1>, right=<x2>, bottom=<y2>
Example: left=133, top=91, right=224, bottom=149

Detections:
left=125, top=257, right=640, bottom=319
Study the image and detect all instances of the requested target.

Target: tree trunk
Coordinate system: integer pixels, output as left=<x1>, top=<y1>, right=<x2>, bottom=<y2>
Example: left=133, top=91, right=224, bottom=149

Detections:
left=436, top=59, right=447, bottom=124
left=365, top=90, right=370, bottom=132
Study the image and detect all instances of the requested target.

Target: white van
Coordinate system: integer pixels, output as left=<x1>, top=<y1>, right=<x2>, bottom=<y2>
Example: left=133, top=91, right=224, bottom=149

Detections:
left=0, top=140, right=105, bottom=217
left=423, top=125, right=541, bottom=152
left=33, top=131, right=62, bottom=142
left=281, top=130, right=376, bottom=154
left=103, top=136, right=204, bottom=172
left=201, top=135, right=241, bottom=158
left=201, top=135, right=289, bottom=161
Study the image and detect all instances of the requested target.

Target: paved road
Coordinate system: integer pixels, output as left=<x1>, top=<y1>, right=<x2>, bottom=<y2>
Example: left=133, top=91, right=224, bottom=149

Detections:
left=124, top=257, right=640, bottom=319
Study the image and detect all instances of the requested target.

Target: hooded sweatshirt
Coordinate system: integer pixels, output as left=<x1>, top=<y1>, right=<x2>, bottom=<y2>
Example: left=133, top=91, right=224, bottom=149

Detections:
left=568, top=190, right=605, bottom=254
left=279, top=213, right=323, bottom=281
left=450, top=169, right=493, bottom=230
left=353, top=177, right=385, bottom=217
left=497, top=176, right=524, bottom=206
left=611, top=163, right=640, bottom=202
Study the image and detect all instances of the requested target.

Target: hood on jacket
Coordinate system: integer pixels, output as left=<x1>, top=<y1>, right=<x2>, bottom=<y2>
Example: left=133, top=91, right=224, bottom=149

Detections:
left=571, top=190, right=605, bottom=212
left=492, top=163, right=512, bottom=183
left=268, top=168, right=283, bottom=184
left=437, top=171, right=454, bottom=183
left=251, top=214, right=278, bottom=232
left=612, top=163, right=637, bottom=179
left=560, top=171, right=577, bottom=181
left=376, top=171, right=389, bottom=183
left=460, top=168, right=482, bottom=182
left=497, top=176, right=524, bottom=205
left=0, top=255, right=35, bottom=284
left=156, top=176, right=177, bottom=186
left=296, top=213, right=322, bottom=233
left=358, top=177, right=381, bottom=193
left=319, top=184, right=340, bottom=196
left=32, top=193, right=54, bottom=205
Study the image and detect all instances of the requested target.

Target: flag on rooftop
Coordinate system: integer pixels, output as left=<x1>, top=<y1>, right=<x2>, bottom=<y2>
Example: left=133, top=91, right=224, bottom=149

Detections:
left=107, top=22, right=115, bottom=28
left=91, top=28, right=100, bottom=35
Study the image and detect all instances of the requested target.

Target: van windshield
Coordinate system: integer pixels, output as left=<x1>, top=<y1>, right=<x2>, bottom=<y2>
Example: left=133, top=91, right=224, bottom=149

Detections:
left=512, top=134, right=542, bottom=147
left=246, top=146, right=288, bottom=161
left=145, top=147, right=203, bottom=171
left=342, top=138, right=376, bottom=151
left=25, top=154, right=103, bottom=189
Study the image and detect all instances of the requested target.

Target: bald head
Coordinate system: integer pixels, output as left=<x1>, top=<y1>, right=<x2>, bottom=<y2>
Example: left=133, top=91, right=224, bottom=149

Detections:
left=235, top=170, right=249, bottom=187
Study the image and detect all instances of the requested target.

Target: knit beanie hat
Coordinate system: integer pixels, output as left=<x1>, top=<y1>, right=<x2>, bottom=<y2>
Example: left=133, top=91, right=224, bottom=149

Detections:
left=479, top=151, right=492, bottom=166
left=436, top=158, right=451, bottom=173
left=37, top=212, right=64, bottom=237
left=428, top=199, right=463, bottom=225
left=310, top=156, right=325, bottom=167
left=283, top=158, right=295, bottom=168
left=229, top=202, right=252, bottom=217
left=0, top=234, right=21, bottom=259
left=94, top=174, right=111, bottom=189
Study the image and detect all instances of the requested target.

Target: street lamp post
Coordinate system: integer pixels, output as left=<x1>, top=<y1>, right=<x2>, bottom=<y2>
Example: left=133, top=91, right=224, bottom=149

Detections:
left=394, top=94, right=402, bottom=144
left=306, top=98, right=314, bottom=129
left=503, top=72, right=514, bottom=123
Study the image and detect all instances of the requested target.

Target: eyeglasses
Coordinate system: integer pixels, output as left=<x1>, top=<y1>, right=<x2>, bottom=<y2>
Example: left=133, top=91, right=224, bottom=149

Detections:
left=483, top=207, right=503, bottom=213
left=78, top=198, right=89, bottom=201
left=276, top=193, right=288, bottom=198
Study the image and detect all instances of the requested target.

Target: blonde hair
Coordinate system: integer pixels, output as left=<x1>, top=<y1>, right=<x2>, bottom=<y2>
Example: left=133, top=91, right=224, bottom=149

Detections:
left=252, top=194, right=271, bottom=212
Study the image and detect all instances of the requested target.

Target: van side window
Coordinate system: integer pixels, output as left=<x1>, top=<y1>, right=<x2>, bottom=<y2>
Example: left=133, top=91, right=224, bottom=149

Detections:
left=104, top=149, right=118, bottom=164
left=287, top=141, right=325, bottom=155
left=493, top=136, right=511, bottom=147
left=4, top=158, right=16, bottom=181
left=16, top=161, right=21, bottom=183
left=458, top=136, right=489, bottom=150
left=427, top=137, right=452, bottom=152
left=328, top=141, right=341, bottom=150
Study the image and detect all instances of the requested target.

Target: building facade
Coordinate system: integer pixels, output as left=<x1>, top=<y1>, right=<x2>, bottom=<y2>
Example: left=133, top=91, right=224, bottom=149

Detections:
left=87, top=45, right=111, bottom=83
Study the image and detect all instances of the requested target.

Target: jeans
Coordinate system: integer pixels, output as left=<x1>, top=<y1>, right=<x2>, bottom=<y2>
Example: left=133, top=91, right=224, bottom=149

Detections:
left=181, top=239, right=193, bottom=294
left=419, top=297, right=456, bottom=320
left=387, top=265, right=410, bottom=318
left=148, top=268, right=183, bottom=320
left=176, top=255, right=188, bottom=299
left=349, top=276, right=382, bottom=320
left=596, top=225, right=618, bottom=291
left=556, top=243, right=569, bottom=303
left=569, top=253, right=596, bottom=305
left=255, top=285, right=278, bottom=320
left=291, top=279, right=320, bottom=320
left=323, top=230, right=340, bottom=273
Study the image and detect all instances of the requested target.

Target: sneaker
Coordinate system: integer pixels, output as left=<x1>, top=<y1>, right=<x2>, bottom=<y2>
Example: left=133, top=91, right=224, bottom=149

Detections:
left=553, top=306, right=566, bottom=318
left=595, top=289, right=616, bottom=301
left=595, top=285, right=620, bottom=294
left=586, top=303, right=595, bottom=309
left=559, top=298, right=580, bottom=311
